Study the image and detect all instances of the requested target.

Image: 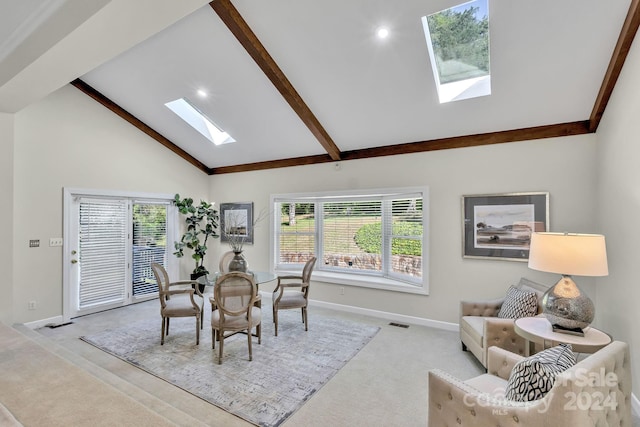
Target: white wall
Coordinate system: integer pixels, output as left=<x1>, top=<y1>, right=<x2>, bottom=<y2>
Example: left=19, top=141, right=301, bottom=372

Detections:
left=12, top=84, right=210, bottom=323
left=0, top=113, right=14, bottom=323
left=209, top=134, right=599, bottom=324
left=595, top=33, right=640, bottom=393
left=8, top=80, right=606, bottom=333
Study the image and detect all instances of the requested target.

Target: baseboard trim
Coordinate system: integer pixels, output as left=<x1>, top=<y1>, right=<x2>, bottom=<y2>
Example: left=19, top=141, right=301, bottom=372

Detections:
left=633, top=392, right=639, bottom=419
left=308, top=298, right=459, bottom=332
left=257, top=291, right=458, bottom=331
left=22, top=315, right=64, bottom=330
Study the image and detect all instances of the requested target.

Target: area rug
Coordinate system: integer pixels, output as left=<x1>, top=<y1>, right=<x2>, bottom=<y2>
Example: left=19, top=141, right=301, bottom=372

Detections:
left=81, top=306, right=380, bottom=427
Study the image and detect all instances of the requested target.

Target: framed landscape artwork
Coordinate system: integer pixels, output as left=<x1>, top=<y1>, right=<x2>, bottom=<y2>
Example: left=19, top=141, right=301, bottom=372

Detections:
left=462, top=192, right=549, bottom=261
left=220, top=202, right=254, bottom=244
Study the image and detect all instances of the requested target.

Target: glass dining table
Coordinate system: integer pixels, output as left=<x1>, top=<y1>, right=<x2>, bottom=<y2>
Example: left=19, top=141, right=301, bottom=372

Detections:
left=208, top=270, right=277, bottom=310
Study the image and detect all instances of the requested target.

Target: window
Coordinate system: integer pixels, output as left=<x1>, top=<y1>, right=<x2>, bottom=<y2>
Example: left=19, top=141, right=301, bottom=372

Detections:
left=165, top=98, right=235, bottom=145
left=422, top=0, right=491, bottom=103
left=272, top=187, right=428, bottom=293
left=132, top=202, right=168, bottom=296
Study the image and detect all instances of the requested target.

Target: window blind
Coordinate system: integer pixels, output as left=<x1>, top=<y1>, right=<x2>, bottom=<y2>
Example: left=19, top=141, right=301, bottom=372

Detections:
left=273, top=188, right=425, bottom=286
left=277, top=202, right=315, bottom=264
left=78, top=198, right=128, bottom=309
left=323, top=200, right=382, bottom=271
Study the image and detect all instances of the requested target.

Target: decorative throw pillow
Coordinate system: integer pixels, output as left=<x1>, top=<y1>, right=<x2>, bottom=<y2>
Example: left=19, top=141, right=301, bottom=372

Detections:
left=497, top=285, right=538, bottom=319
left=505, top=343, right=576, bottom=401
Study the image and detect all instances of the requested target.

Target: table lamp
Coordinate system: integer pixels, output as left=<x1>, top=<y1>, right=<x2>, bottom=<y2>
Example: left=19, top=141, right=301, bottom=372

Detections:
left=527, top=232, right=608, bottom=336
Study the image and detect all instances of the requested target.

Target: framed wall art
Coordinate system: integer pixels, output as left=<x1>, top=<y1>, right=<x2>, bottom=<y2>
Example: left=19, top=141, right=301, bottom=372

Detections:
left=462, top=192, right=549, bottom=261
left=220, top=202, right=254, bottom=245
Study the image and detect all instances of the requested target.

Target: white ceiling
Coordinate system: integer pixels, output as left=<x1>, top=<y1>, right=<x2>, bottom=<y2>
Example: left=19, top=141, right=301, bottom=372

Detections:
left=0, top=0, right=635, bottom=172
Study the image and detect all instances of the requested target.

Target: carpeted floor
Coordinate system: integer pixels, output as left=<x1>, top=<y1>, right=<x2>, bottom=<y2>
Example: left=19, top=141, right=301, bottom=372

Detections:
left=81, top=307, right=379, bottom=427
left=0, top=323, right=179, bottom=427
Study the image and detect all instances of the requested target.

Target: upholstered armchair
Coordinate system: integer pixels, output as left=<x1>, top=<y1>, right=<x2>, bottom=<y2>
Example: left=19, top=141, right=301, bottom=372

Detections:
left=428, top=341, right=632, bottom=426
left=211, top=272, right=261, bottom=364
left=272, top=256, right=316, bottom=336
left=151, top=263, right=204, bottom=345
left=460, top=277, right=547, bottom=367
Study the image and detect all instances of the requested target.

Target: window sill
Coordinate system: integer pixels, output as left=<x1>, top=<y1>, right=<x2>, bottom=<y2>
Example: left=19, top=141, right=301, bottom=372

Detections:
left=275, top=269, right=429, bottom=295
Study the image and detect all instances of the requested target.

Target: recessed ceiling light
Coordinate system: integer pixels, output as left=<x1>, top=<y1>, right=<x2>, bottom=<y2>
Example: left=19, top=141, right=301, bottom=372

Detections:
left=376, top=27, right=390, bottom=39
left=197, top=89, right=207, bottom=98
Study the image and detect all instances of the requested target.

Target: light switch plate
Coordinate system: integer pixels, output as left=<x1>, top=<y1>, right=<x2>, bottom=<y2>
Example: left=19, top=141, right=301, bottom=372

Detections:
left=49, top=237, right=63, bottom=247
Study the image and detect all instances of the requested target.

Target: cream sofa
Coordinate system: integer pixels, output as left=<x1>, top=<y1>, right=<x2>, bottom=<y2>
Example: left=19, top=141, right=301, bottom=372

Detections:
left=428, top=341, right=632, bottom=426
left=460, top=277, right=547, bottom=367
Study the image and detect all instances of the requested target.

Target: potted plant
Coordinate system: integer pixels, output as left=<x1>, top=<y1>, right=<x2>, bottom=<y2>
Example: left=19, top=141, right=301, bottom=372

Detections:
left=173, top=194, right=220, bottom=290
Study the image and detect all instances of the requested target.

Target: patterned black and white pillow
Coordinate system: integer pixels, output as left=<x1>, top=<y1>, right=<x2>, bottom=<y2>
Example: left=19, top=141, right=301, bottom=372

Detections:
left=497, top=285, right=538, bottom=319
left=505, top=343, right=576, bottom=402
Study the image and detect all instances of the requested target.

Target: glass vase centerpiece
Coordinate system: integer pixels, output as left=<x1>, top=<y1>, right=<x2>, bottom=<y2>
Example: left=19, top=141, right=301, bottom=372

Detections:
left=222, top=210, right=251, bottom=272
left=221, top=207, right=268, bottom=273
left=223, top=230, right=247, bottom=272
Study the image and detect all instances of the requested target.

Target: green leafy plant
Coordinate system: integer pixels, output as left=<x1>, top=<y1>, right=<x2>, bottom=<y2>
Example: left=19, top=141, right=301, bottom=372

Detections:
left=173, top=194, right=220, bottom=276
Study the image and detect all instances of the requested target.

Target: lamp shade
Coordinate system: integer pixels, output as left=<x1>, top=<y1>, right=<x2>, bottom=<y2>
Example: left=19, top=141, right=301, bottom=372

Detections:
left=528, top=232, right=608, bottom=277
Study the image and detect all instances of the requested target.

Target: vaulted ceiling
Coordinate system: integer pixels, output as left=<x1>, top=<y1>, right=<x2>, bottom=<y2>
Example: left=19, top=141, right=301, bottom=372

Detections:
left=1, top=0, right=639, bottom=175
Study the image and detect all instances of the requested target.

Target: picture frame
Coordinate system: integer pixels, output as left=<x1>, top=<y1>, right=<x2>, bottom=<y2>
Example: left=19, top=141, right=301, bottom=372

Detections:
left=220, top=202, right=254, bottom=244
left=462, top=192, right=549, bottom=261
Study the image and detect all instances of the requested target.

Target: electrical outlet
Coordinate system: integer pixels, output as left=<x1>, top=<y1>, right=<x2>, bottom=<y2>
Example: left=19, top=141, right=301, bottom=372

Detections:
left=49, top=237, right=63, bottom=247
left=29, top=239, right=40, bottom=248
left=28, top=301, right=36, bottom=310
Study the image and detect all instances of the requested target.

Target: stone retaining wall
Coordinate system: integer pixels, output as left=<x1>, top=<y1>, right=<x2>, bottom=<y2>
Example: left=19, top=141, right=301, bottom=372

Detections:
left=281, top=252, right=422, bottom=277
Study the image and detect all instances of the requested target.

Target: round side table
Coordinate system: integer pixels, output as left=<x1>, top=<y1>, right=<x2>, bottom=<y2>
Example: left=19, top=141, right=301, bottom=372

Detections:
left=514, top=316, right=611, bottom=356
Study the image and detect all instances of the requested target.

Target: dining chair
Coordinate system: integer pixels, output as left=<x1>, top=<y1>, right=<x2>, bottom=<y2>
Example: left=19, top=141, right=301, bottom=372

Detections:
left=218, top=250, right=236, bottom=273
left=272, top=256, right=317, bottom=336
left=151, top=263, right=204, bottom=345
left=211, top=272, right=262, bottom=364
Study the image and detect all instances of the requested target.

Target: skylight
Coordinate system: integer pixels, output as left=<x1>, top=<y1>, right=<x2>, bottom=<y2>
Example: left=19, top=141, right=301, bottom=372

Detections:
left=422, top=0, right=491, bottom=103
left=165, top=98, right=235, bottom=145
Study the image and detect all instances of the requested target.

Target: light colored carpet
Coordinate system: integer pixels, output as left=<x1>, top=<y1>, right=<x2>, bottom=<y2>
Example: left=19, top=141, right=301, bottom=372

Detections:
left=81, top=307, right=380, bottom=427
left=0, top=322, right=178, bottom=427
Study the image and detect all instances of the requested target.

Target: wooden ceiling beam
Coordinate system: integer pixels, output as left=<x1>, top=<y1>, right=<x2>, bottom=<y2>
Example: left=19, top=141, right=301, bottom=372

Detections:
left=208, top=154, right=334, bottom=175
left=209, top=121, right=590, bottom=174
left=210, top=0, right=342, bottom=161
left=589, top=0, right=640, bottom=132
left=70, top=79, right=210, bottom=174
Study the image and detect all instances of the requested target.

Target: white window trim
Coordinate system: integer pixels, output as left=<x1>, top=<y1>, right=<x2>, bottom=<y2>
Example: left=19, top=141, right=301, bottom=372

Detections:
left=270, top=186, right=429, bottom=295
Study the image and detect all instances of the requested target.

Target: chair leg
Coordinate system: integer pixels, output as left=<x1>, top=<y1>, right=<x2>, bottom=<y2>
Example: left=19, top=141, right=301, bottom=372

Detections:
left=212, top=328, right=216, bottom=349
left=218, top=329, right=224, bottom=364
left=274, top=310, right=278, bottom=336
left=166, top=318, right=170, bottom=336
left=161, top=317, right=166, bottom=345
left=303, top=307, right=308, bottom=331
left=257, top=323, right=261, bottom=344
left=196, top=314, right=200, bottom=345
left=247, top=328, right=253, bottom=361
left=201, top=310, right=204, bottom=329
